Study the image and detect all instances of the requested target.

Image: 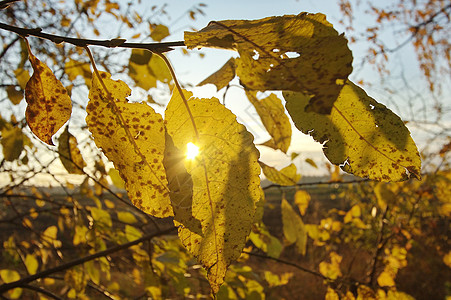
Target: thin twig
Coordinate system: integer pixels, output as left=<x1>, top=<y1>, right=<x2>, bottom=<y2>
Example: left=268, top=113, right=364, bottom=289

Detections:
left=0, top=22, right=185, bottom=52
left=0, top=227, right=176, bottom=294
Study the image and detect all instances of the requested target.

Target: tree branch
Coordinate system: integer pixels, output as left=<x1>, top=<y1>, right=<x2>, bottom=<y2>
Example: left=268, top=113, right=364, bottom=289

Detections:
left=0, top=227, right=176, bottom=295
left=0, top=22, right=185, bottom=52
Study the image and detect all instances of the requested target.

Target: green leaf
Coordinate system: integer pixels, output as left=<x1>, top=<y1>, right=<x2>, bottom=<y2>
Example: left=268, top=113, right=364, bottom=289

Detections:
left=86, top=71, right=172, bottom=218
left=284, top=81, right=421, bottom=181
left=246, top=91, right=291, bottom=153
left=260, top=162, right=300, bottom=186
left=164, top=88, right=261, bottom=293
left=185, top=13, right=353, bottom=113
left=281, top=198, right=307, bottom=255
left=198, top=57, right=236, bottom=91
left=58, top=127, right=86, bottom=174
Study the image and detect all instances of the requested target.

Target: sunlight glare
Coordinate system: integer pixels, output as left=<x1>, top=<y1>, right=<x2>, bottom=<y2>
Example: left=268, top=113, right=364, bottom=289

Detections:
left=186, top=142, right=199, bottom=160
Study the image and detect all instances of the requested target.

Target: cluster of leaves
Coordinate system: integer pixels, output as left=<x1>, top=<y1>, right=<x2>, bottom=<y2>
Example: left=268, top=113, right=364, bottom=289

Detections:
left=0, top=0, right=449, bottom=299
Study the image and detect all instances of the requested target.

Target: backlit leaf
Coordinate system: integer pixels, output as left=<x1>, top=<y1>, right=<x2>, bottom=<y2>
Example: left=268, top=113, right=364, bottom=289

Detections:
left=165, top=88, right=261, bottom=293
left=281, top=198, right=307, bottom=255
left=90, top=207, right=112, bottom=228
left=198, top=57, right=236, bottom=91
left=0, top=269, right=22, bottom=299
left=150, top=24, right=170, bottom=42
left=260, top=162, right=300, bottom=186
left=65, top=59, right=92, bottom=88
left=86, top=71, right=172, bottom=218
left=25, top=51, right=72, bottom=145
left=1, top=125, right=25, bottom=161
left=108, top=168, right=125, bottom=189
left=129, top=49, right=172, bottom=90
left=6, top=85, right=23, bottom=105
left=14, top=68, right=30, bottom=90
left=185, top=13, right=353, bottom=113
left=58, top=127, right=86, bottom=174
left=249, top=223, right=282, bottom=258
left=117, top=211, right=138, bottom=224
left=377, top=269, right=395, bottom=287
left=246, top=91, right=291, bottom=153
left=294, top=190, right=311, bottom=216
left=319, top=252, right=342, bottom=280
left=284, top=81, right=421, bottom=181
left=24, top=254, right=38, bottom=275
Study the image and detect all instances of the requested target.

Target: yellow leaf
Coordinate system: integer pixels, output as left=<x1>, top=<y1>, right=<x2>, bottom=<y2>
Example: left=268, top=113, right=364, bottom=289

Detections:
left=260, top=162, right=300, bottom=186
left=319, top=252, right=342, bottom=279
left=284, top=81, right=421, bottom=181
left=58, top=127, right=86, bottom=174
left=444, top=251, right=451, bottom=268
left=0, top=269, right=22, bottom=299
left=25, top=51, right=72, bottom=145
left=294, top=190, right=310, bottom=216
left=90, top=207, right=112, bottom=228
left=25, top=254, right=39, bottom=275
left=117, top=211, right=138, bottom=224
left=325, top=287, right=340, bottom=300
left=128, top=49, right=171, bottom=90
left=249, top=224, right=283, bottom=259
left=185, top=13, right=353, bottom=114
left=164, top=88, right=261, bottom=293
left=1, top=126, right=25, bottom=161
left=108, top=168, right=125, bottom=189
left=377, top=269, right=395, bottom=287
left=6, top=85, right=23, bottom=105
left=344, top=205, right=361, bottom=223
left=246, top=91, right=291, bottom=153
left=125, top=224, right=142, bottom=241
left=65, top=59, right=92, bottom=88
left=14, top=68, right=30, bottom=90
left=281, top=198, right=307, bottom=255
left=86, top=71, right=172, bottom=218
left=198, top=57, right=236, bottom=91
left=150, top=24, right=170, bottom=42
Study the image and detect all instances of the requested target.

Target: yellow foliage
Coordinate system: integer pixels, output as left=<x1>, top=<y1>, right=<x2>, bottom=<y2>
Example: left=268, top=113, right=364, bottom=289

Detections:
left=284, top=81, right=421, bottom=181
left=198, top=57, right=236, bottom=91
left=25, top=50, right=72, bottom=145
left=246, top=91, right=292, bottom=153
left=58, top=127, right=86, bottom=174
left=319, top=252, right=342, bottom=280
left=185, top=12, right=352, bottom=114
left=165, top=88, right=261, bottom=293
left=281, top=198, right=307, bottom=255
left=294, top=189, right=311, bottom=216
left=260, top=162, right=300, bottom=186
left=86, top=71, right=172, bottom=218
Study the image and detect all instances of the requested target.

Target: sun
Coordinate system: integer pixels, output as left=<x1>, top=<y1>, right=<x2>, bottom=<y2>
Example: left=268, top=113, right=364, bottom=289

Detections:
left=186, top=142, right=199, bottom=160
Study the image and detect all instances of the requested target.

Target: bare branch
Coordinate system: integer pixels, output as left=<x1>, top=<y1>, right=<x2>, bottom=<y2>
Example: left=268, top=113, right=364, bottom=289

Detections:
left=0, top=22, right=185, bottom=53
